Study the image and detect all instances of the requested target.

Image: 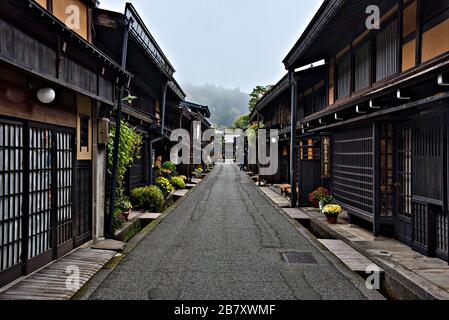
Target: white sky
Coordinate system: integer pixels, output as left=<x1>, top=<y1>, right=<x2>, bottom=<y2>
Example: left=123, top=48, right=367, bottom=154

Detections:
left=99, top=0, right=323, bottom=93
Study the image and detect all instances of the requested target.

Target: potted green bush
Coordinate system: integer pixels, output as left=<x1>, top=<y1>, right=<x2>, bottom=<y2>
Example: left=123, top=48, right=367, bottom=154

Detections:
left=156, top=177, right=175, bottom=196
left=130, top=185, right=164, bottom=212
left=171, top=176, right=186, bottom=190
left=116, top=193, right=133, bottom=222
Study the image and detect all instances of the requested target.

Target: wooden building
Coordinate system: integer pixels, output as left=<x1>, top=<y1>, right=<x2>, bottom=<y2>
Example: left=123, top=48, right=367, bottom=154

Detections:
left=0, top=0, right=132, bottom=286
left=93, top=3, right=186, bottom=191
left=281, top=0, right=449, bottom=262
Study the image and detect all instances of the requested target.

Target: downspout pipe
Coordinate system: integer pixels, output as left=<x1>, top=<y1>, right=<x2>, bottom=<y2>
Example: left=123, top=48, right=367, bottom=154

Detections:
left=149, top=82, right=168, bottom=184
left=289, top=71, right=298, bottom=208
left=107, top=16, right=132, bottom=238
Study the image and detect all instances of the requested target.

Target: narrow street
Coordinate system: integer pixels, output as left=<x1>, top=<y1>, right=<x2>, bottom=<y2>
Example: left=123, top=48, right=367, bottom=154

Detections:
left=90, top=163, right=367, bottom=300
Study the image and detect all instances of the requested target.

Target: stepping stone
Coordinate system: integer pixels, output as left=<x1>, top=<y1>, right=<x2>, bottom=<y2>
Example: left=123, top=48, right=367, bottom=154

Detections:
left=318, top=239, right=384, bottom=274
left=172, top=189, right=189, bottom=198
left=139, top=213, right=161, bottom=220
left=92, top=239, right=126, bottom=253
left=185, top=183, right=196, bottom=189
left=282, top=208, right=310, bottom=220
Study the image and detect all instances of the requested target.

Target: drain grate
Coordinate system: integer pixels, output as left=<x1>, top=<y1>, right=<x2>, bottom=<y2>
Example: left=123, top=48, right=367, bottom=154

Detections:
left=282, top=252, right=317, bottom=265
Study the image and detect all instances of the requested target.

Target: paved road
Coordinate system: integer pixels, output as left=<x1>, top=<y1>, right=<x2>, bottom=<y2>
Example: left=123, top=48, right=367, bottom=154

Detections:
left=90, top=163, right=367, bottom=300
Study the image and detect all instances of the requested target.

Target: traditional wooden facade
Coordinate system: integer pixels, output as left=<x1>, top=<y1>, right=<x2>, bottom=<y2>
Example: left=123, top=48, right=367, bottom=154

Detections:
left=93, top=3, right=183, bottom=192
left=282, top=0, right=449, bottom=262
left=0, top=0, right=132, bottom=286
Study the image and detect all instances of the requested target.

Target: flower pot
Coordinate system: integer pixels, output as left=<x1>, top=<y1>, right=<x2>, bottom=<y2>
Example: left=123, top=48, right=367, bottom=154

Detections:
left=325, top=214, right=339, bottom=224
left=120, top=208, right=132, bottom=222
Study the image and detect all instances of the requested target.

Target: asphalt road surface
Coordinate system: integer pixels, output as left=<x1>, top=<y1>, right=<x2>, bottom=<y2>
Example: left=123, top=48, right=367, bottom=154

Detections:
left=90, top=163, right=368, bottom=300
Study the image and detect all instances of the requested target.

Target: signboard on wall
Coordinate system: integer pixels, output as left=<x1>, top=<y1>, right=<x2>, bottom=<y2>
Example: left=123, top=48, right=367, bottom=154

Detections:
left=321, top=136, right=331, bottom=179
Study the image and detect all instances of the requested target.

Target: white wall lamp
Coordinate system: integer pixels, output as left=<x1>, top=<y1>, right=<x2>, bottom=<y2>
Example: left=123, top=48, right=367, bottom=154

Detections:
left=122, top=90, right=138, bottom=104
left=36, top=88, right=56, bottom=104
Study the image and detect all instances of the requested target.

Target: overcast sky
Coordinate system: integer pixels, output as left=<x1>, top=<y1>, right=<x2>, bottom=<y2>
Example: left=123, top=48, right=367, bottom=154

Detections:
left=99, top=0, right=322, bottom=93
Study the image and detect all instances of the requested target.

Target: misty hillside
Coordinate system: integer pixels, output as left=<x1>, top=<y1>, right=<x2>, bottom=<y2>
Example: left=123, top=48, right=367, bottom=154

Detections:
left=182, top=83, right=250, bottom=127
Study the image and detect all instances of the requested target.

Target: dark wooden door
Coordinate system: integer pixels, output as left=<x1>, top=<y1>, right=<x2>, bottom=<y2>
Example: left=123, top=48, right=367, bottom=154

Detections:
left=395, top=121, right=413, bottom=246
left=74, top=161, right=92, bottom=248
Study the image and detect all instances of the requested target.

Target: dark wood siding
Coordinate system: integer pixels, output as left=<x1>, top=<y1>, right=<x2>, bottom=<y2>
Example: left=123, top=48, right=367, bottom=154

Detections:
left=376, top=19, right=399, bottom=82
left=354, top=40, right=371, bottom=91
left=422, top=0, right=449, bottom=22
left=303, top=93, right=314, bottom=117
left=314, top=85, right=326, bottom=113
left=0, top=19, right=56, bottom=77
left=61, top=59, right=97, bottom=96
left=336, top=52, right=351, bottom=99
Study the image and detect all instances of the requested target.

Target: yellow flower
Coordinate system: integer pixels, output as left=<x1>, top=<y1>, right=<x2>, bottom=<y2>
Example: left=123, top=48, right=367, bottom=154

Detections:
left=323, top=204, right=343, bottom=215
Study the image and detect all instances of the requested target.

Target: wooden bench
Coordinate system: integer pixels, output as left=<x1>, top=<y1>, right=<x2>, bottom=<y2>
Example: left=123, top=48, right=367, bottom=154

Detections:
left=284, top=186, right=300, bottom=198
left=279, top=184, right=291, bottom=196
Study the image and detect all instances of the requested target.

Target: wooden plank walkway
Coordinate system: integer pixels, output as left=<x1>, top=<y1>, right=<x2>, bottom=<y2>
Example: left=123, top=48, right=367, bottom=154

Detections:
left=318, top=239, right=384, bottom=274
left=0, top=248, right=116, bottom=300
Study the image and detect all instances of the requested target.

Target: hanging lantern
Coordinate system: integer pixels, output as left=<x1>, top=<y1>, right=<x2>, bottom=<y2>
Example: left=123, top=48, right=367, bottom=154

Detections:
left=36, top=88, right=56, bottom=104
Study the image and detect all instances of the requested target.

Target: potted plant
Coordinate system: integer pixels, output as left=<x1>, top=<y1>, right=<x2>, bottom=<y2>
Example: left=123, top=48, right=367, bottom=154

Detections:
left=121, top=199, right=133, bottom=221
left=308, top=187, right=330, bottom=208
left=316, top=193, right=334, bottom=212
left=130, top=185, right=164, bottom=212
left=322, top=204, right=343, bottom=224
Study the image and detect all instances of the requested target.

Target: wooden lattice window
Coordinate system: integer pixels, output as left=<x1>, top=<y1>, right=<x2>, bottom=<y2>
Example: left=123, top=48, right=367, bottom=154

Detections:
left=332, top=126, right=374, bottom=216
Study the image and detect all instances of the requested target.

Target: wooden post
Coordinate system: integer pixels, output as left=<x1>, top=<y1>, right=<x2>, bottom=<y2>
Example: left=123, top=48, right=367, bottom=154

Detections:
left=257, top=111, right=261, bottom=186
left=107, top=17, right=132, bottom=238
left=290, top=71, right=298, bottom=208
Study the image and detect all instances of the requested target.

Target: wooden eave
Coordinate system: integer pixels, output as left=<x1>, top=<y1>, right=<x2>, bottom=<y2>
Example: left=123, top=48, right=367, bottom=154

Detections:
left=24, top=0, right=131, bottom=78
left=302, top=52, right=449, bottom=126
left=283, top=0, right=397, bottom=69
left=124, top=3, right=176, bottom=78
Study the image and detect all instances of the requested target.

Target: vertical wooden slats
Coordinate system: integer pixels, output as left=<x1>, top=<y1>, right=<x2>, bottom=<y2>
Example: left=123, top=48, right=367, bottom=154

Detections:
left=28, top=127, right=53, bottom=260
left=396, top=122, right=413, bottom=245
left=0, top=120, right=23, bottom=273
left=376, top=19, right=399, bottom=82
left=354, top=40, right=371, bottom=91
left=56, top=132, right=74, bottom=246
left=332, top=125, right=374, bottom=217
left=422, top=0, right=449, bottom=22
left=336, top=52, right=351, bottom=99
left=380, top=123, right=394, bottom=217
left=74, top=161, right=92, bottom=246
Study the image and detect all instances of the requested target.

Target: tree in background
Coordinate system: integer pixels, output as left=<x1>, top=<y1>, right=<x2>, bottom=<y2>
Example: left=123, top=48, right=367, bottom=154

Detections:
left=248, top=85, right=273, bottom=112
left=231, top=114, right=250, bottom=129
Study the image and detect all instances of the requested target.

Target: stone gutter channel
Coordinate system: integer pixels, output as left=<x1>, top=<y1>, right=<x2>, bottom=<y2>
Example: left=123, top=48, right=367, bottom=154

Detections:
left=252, top=177, right=449, bottom=300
